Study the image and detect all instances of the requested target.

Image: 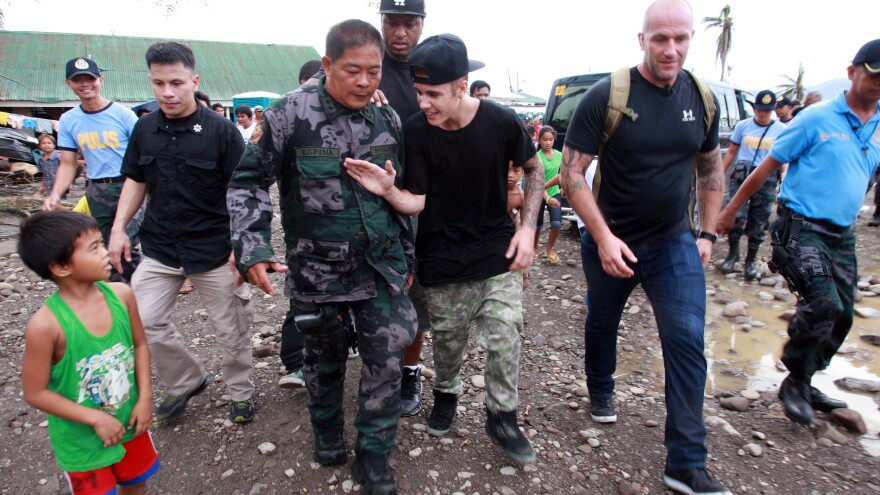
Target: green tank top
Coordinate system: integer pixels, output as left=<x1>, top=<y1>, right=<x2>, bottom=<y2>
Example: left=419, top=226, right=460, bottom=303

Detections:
left=44, top=281, right=138, bottom=472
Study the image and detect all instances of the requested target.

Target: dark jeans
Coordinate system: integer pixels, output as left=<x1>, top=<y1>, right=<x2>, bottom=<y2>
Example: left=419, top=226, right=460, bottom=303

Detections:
left=280, top=302, right=305, bottom=373
left=581, top=230, right=708, bottom=470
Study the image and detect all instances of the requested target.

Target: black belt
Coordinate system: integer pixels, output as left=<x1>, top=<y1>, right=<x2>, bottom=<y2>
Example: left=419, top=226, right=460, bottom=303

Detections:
left=89, top=176, right=126, bottom=184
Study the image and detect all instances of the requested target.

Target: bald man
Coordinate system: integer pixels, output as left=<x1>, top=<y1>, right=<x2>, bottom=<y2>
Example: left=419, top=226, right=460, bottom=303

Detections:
left=560, top=1, right=731, bottom=493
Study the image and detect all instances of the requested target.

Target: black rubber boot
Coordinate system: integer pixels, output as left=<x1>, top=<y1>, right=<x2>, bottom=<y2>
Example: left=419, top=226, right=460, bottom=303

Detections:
left=314, top=428, right=348, bottom=466
left=485, top=408, right=536, bottom=464
left=778, top=375, right=813, bottom=425
left=743, top=246, right=759, bottom=281
left=351, top=451, right=397, bottom=495
left=719, top=237, right=740, bottom=274
left=426, top=390, right=458, bottom=437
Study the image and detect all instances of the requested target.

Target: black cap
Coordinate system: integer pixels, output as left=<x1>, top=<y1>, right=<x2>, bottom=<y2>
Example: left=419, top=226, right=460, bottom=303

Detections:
left=379, top=0, right=425, bottom=17
left=776, top=95, right=792, bottom=107
left=754, top=90, right=777, bottom=111
left=853, top=38, right=880, bottom=73
left=409, top=34, right=485, bottom=85
left=65, top=57, right=101, bottom=79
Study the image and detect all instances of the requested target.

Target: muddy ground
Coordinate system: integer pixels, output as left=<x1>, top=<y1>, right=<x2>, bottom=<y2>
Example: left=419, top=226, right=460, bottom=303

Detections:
left=0, top=181, right=879, bottom=495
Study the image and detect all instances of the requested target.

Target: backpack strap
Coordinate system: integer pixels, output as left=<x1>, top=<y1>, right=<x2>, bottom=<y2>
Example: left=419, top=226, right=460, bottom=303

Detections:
left=595, top=67, right=639, bottom=200
left=684, top=69, right=716, bottom=144
left=682, top=69, right=718, bottom=231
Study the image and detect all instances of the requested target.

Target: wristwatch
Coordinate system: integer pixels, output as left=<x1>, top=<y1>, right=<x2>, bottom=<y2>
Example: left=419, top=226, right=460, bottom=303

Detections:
left=697, top=231, right=718, bottom=244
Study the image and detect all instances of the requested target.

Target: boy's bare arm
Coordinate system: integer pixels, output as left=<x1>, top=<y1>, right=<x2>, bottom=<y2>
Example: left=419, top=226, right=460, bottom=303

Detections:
left=22, top=310, right=125, bottom=446
left=113, top=283, right=153, bottom=437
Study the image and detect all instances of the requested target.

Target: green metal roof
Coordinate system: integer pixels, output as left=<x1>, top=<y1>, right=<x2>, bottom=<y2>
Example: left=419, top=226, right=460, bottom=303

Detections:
left=0, top=31, right=320, bottom=103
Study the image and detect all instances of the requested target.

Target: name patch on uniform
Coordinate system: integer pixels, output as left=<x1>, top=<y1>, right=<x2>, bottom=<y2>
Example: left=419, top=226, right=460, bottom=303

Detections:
left=296, top=147, right=340, bottom=158
left=371, top=145, right=398, bottom=155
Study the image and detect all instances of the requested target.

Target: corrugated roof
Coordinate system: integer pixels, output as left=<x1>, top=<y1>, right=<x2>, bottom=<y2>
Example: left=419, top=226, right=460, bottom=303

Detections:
left=0, top=31, right=320, bottom=103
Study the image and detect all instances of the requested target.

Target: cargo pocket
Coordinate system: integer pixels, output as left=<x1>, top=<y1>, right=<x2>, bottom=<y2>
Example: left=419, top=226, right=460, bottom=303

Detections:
left=293, top=238, right=353, bottom=294
left=183, top=157, right=224, bottom=198
left=297, top=156, right=343, bottom=214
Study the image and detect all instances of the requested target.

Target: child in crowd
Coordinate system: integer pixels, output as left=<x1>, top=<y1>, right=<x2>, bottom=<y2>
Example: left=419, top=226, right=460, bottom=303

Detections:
left=507, top=161, right=529, bottom=288
left=19, top=211, right=157, bottom=495
left=37, top=134, right=64, bottom=202
left=534, top=126, right=563, bottom=265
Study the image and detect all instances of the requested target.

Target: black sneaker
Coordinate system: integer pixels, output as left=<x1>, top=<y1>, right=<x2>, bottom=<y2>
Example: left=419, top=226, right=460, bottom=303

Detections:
left=399, top=367, right=422, bottom=417
left=590, top=397, right=617, bottom=423
left=314, top=429, right=348, bottom=466
left=351, top=452, right=397, bottom=495
left=485, top=408, right=536, bottom=464
left=229, top=399, right=255, bottom=423
left=664, top=468, right=732, bottom=495
left=426, top=390, right=458, bottom=437
left=156, top=374, right=213, bottom=421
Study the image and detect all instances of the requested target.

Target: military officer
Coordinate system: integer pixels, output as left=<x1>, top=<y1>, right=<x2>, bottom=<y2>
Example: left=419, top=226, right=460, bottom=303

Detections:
left=227, top=19, right=415, bottom=495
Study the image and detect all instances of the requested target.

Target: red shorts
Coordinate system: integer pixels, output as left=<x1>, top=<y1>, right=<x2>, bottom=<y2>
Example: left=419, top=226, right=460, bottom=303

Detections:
left=64, top=432, right=160, bottom=495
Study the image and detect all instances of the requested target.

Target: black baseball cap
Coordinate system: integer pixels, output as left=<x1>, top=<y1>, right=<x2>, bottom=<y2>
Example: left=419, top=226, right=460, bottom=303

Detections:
left=754, top=90, right=777, bottom=111
left=409, top=34, right=485, bottom=85
left=776, top=95, right=792, bottom=107
left=65, top=57, right=101, bottom=79
left=379, top=0, right=425, bottom=17
left=852, top=38, right=880, bottom=73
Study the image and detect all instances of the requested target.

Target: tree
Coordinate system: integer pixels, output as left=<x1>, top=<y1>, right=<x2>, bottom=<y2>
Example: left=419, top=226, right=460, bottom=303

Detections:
left=777, top=62, right=806, bottom=101
left=702, top=5, right=734, bottom=82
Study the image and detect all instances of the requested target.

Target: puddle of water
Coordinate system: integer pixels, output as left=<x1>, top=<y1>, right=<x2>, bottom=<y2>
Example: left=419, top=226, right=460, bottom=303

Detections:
left=614, top=266, right=880, bottom=456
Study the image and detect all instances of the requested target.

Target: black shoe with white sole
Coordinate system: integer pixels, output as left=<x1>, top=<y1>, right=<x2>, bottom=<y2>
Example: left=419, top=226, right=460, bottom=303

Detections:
left=589, top=397, right=617, bottom=423
left=664, top=468, right=732, bottom=495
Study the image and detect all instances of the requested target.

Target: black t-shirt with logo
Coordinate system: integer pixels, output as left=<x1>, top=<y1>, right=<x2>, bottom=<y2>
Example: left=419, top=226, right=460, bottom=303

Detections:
left=403, top=100, right=536, bottom=286
left=565, top=67, right=720, bottom=246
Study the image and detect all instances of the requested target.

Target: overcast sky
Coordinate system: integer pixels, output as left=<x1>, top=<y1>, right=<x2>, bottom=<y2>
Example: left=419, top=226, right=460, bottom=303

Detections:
left=3, top=0, right=872, bottom=98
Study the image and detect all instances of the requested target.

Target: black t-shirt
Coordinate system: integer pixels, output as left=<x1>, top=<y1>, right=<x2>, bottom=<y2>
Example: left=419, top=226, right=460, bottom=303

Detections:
left=378, top=52, right=420, bottom=123
left=403, top=100, right=536, bottom=286
left=564, top=67, right=720, bottom=246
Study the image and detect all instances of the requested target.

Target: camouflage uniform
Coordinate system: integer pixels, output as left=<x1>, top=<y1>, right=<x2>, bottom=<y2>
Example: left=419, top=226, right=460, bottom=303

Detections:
left=87, top=181, right=141, bottom=283
left=727, top=161, right=777, bottom=248
left=427, top=271, right=523, bottom=412
left=227, top=78, right=416, bottom=456
left=772, top=208, right=857, bottom=381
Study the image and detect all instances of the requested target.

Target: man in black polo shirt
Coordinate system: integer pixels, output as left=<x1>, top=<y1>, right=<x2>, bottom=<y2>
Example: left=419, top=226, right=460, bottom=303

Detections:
left=560, top=1, right=730, bottom=494
left=108, top=42, right=256, bottom=424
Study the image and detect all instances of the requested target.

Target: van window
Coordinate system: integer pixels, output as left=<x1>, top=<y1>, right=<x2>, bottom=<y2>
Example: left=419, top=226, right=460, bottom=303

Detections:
left=547, top=84, right=590, bottom=134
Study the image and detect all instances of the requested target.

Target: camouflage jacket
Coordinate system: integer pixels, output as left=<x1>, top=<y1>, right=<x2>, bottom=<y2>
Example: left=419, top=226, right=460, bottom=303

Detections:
left=227, top=78, right=412, bottom=303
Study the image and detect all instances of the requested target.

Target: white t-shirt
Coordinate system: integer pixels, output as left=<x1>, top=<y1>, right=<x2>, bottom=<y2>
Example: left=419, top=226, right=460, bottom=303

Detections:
left=238, top=123, right=255, bottom=143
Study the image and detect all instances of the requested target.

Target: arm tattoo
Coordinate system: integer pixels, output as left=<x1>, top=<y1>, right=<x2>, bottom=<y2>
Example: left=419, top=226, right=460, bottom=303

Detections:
left=520, top=155, right=544, bottom=229
left=695, top=147, right=723, bottom=193
left=560, top=147, right=594, bottom=194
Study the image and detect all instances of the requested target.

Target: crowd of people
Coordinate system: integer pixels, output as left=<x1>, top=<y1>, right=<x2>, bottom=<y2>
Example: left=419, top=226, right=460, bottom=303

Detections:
left=13, top=0, right=880, bottom=494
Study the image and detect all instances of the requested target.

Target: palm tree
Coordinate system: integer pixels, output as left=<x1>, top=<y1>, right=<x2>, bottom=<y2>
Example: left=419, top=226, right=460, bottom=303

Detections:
left=702, top=5, right=734, bottom=82
left=777, top=62, right=806, bottom=101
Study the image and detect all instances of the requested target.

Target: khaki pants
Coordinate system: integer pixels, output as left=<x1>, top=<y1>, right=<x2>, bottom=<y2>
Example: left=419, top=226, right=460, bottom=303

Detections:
left=131, top=257, right=254, bottom=400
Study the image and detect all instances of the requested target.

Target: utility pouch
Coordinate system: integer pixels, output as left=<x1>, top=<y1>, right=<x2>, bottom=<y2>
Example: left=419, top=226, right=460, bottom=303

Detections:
left=768, top=212, right=808, bottom=298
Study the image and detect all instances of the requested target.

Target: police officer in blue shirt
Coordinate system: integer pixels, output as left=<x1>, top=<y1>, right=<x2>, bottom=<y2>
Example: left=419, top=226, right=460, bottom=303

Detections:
left=719, top=38, right=880, bottom=425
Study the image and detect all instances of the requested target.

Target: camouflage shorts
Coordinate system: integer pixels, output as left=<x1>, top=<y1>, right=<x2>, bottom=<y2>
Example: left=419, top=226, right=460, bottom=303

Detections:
left=426, top=270, right=523, bottom=412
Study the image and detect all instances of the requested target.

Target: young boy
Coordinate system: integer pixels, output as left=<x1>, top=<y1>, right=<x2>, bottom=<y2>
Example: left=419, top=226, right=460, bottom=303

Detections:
left=19, top=211, right=157, bottom=495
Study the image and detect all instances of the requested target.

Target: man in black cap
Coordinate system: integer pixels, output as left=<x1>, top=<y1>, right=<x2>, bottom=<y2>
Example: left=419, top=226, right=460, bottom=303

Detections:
left=775, top=95, right=795, bottom=125
left=45, top=57, right=142, bottom=283
left=719, top=38, right=880, bottom=426
left=718, top=89, right=787, bottom=280
left=345, top=33, right=543, bottom=465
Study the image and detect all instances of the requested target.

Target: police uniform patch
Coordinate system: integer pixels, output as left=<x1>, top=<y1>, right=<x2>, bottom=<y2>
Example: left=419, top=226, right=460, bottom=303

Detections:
left=761, top=94, right=773, bottom=105
left=74, top=58, right=90, bottom=70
